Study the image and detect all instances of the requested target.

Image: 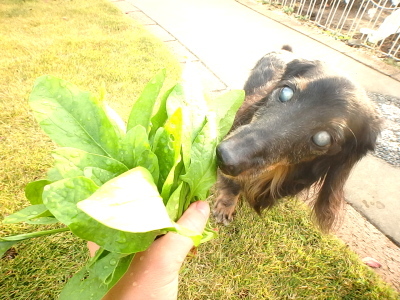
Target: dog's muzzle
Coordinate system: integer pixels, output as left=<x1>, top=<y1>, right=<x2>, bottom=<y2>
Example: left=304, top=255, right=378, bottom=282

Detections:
left=216, top=140, right=246, bottom=177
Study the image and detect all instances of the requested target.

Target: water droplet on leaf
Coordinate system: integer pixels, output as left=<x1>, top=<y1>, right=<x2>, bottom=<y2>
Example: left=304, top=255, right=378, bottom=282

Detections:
left=109, top=259, right=117, bottom=266
left=64, top=181, right=75, bottom=189
left=70, top=151, right=80, bottom=158
left=117, top=236, right=126, bottom=244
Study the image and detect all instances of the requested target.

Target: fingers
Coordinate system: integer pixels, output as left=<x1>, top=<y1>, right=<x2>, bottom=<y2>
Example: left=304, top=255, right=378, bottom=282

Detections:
left=151, top=200, right=210, bottom=257
left=87, top=241, right=100, bottom=257
left=176, top=200, right=210, bottom=233
left=101, top=201, right=210, bottom=300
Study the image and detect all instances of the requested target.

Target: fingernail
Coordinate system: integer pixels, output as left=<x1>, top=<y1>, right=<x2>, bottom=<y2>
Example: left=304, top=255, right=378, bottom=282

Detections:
left=194, top=201, right=210, bottom=217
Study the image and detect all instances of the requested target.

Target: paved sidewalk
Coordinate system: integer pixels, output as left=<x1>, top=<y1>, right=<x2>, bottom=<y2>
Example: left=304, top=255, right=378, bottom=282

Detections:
left=110, top=0, right=400, bottom=246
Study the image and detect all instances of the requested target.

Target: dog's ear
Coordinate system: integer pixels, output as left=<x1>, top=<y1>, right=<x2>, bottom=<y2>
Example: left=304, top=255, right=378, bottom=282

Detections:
left=312, top=115, right=381, bottom=232
left=243, top=48, right=295, bottom=95
left=311, top=156, right=356, bottom=232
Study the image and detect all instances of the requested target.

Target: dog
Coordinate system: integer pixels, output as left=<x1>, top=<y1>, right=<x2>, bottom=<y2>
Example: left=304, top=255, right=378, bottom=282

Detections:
left=213, top=45, right=381, bottom=231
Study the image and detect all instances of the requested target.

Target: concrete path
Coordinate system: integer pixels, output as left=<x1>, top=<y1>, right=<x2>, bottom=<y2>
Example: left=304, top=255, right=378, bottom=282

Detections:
left=111, top=0, right=400, bottom=246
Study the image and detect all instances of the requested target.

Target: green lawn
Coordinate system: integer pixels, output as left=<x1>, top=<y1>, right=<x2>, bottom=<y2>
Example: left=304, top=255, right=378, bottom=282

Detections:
left=0, top=0, right=398, bottom=299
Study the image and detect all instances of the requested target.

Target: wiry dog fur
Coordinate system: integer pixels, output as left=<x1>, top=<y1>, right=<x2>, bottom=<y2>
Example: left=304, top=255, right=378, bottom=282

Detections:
left=213, top=46, right=381, bottom=231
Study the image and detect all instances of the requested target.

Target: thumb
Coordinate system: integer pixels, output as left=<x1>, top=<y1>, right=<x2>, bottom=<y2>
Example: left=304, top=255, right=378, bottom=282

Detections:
left=176, top=200, right=210, bottom=234
left=154, top=200, right=210, bottom=253
left=144, top=201, right=210, bottom=264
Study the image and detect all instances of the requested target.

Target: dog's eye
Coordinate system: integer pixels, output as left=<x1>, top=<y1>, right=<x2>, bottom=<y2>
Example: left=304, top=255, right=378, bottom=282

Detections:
left=279, top=87, right=294, bottom=102
left=312, top=131, right=331, bottom=147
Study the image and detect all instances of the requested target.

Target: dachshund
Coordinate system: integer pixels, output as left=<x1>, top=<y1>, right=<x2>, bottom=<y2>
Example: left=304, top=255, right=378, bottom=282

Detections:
left=213, top=45, right=381, bottom=231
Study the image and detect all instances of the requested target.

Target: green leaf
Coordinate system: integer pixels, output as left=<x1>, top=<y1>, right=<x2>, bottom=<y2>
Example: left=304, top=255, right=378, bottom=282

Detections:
left=59, top=251, right=133, bottom=300
left=104, top=103, right=126, bottom=136
left=25, top=217, right=59, bottom=225
left=164, top=108, right=183, bottom=163
left=0, top=241, right=17, bottom=257
left=149, top=85, right=175, bottom=139
left=167, top=63, right=211, bottom=169
left=178, top=90, right=244, bottom=201
left=0, top=227, right=69, bottom=242
left=83, top=167, right=116, bottom=186
left=165, top=182, right=183, bottom=221
left=46, top=167, right=63, bottom=181
left=51, top=147, right=128, bottom=181
left=120, top=125, right=159, bottom=182
left=29, top=75, right=122, bottom=159
left=206, top=90, right=245, bottom=140
left=180, top=115, right=218, bottom=200
left=43, top=177, right=157, bottom=254
left=25, top=180, right=51, bottom=205
left=152, top=127, right=175, bottom=191
left=127, top=69, right=166, bottom=132
left=166, top=83, right=207, bottom=169
left=160, top=108, right=183, bottom=200
left=2, top=204, right=51, bottom=224
left=0, top=227, right=70, bottom=256
left=77, top=167, right=175, bottom=233
left=200, top=226, right=218, bottom=244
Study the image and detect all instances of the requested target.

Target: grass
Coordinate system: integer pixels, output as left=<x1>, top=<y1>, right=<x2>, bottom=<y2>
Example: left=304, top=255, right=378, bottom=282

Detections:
left=0, top=0, right=180, bottom=299
left=180, top=200, right=398, bottom=299
left=0, top=0, right=398, bottom=299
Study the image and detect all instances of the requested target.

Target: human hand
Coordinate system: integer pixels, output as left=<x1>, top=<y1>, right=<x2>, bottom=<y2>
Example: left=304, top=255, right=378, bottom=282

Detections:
left=88, top=200, right=210, bottom=300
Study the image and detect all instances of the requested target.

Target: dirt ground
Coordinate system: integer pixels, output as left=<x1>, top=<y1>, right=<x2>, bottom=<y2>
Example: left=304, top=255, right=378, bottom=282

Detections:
left=334, top=203, right=400, bottom=292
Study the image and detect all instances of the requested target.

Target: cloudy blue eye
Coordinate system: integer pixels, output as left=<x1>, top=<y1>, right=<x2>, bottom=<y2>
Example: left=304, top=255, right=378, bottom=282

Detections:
left=312, top=131, right=331, bottom=147
left=279, top=86, right=294, bottom=102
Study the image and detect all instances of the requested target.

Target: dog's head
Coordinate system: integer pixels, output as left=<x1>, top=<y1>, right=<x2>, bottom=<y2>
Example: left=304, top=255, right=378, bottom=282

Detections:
left=216, top=48, right=381, bottom=231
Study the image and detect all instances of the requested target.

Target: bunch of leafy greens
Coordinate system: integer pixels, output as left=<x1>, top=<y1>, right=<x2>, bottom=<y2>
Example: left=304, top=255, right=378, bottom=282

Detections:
left=1, top=69, right=244, bottom=299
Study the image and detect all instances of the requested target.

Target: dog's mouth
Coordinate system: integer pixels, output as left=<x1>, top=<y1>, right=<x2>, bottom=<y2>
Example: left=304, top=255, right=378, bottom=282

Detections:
left=217, top=148, right=290, bottom=180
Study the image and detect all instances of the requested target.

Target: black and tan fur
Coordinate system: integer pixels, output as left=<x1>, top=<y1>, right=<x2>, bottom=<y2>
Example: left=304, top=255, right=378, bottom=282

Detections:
left=213, top=46, right=381, bottom=231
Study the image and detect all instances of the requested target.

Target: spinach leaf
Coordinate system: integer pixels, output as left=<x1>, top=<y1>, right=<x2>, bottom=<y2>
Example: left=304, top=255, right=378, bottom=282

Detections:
left=160, top=108, right=183, bottom=201
left=83, top=167, right=117, bottom=186
left=0, top=227, right=69, bottom=257
left=2, top=204, right=51, bottom=224
left=25, top=217, right=59, bottom=225
left=127, top=69, right=166, bottom=132
left=43, top=177, right=157, bottom=254
left=29, top=75, right=122, bottom=159
left=165, top=182, right=183, bottom=221
left=25, top=180, right=51, bottom=205
left=180, top=116, right=219, bottom=200
left=166, top=83, right=207, bottom=169
left=120, top=125, right=159, bottom=182
left=149, top=85, right=174, bottom=139
left=77, top=167, right=174, bottom=233
left=2, top=70, right=245, bottom=299
left=152, top=127, right=175, bottom=191
left=51, top=147, right=128, bottom=180
left=206, top=90, right=245, bottom=140
left=59, top=250, right=133, bottom=300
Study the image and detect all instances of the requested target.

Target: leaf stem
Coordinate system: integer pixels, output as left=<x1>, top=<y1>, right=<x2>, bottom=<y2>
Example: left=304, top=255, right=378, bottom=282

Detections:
left=1, top=227, right=70, bottom=242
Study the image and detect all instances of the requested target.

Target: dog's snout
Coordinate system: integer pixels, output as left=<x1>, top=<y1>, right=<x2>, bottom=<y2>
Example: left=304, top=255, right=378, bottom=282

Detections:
left=216, top=142, right=244, bottom=177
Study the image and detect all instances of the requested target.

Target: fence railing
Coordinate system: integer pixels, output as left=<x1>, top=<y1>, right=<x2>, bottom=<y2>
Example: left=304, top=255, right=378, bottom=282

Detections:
left=262, top=0, right=400, bottom=60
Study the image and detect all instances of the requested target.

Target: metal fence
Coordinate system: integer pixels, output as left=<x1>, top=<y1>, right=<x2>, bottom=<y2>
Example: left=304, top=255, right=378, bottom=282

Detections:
left=263, top=0, right=400, bottom=60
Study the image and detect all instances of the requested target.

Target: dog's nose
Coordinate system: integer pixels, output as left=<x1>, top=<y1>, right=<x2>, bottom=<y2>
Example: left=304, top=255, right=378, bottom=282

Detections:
left=216, top=142, right=243, bottom=177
